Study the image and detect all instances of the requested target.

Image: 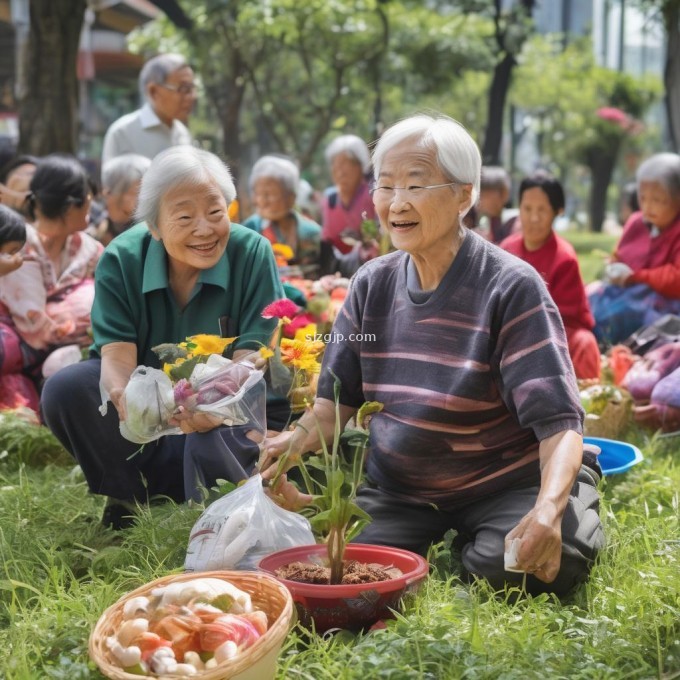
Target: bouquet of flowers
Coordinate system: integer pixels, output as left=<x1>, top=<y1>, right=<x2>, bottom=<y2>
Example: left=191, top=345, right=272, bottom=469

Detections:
left=110, top=334, right=267, bottom=445
left=260, top=299, right=325, bottom=413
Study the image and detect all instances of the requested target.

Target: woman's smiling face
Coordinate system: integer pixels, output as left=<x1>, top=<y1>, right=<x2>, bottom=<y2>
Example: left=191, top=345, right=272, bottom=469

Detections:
left=155, top=180, right=230, bottom=276
left=372, top=138, right=470, bottom=258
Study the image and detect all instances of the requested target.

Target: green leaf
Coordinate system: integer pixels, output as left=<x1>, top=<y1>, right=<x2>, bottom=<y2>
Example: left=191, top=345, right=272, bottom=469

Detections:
left=151, top=343, right=189, bottom=364
left=357, top=401, right=384, bottom=430
left=169, top=354, right=203, bottom=381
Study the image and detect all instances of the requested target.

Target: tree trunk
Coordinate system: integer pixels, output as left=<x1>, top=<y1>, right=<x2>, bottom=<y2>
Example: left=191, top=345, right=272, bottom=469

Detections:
left=17, top=0, right=86, bottom=156
left=219, top=52, right=247, bottom=184
left=481, top=0, right=535, bottom=166
left=482, top=52, right=515, bottom=165
left=662, top=2, right=680, bottom=152
left=588, top=147, right=619, bottom=233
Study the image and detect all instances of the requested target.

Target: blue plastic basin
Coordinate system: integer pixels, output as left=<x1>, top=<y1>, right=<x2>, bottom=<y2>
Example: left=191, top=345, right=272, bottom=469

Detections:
left=583, top=436, right=644, bottom=476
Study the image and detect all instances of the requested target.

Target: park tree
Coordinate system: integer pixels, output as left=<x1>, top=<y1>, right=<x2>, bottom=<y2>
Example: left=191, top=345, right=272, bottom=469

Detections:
left=478, top=0, right=536, bottom=165
left=380, top=1, right=493, bottom=133
left=512, top=35, right=661, bottom=231
left=131, top=0, right=391, bottom=179
left=17, top=0, right=86, bottom=155
left=129, top=0, right=497, bottom=182
left=631, top=0, right=680, bottom=152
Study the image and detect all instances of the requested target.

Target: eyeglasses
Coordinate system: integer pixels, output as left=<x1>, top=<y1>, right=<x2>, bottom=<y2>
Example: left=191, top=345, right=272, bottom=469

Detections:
left=370, top=182, right=460, bottom=200
left=159, top=83, right=198, bottom=96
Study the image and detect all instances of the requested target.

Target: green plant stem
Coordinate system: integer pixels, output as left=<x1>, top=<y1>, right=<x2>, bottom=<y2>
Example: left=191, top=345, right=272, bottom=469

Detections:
left=328, top=525, right=345, bottom=585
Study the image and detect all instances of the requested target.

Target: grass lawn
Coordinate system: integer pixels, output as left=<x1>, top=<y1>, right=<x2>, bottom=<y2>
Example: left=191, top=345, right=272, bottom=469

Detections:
left=561, top=229, right=618, bottom=284
left=1, top=231, right=678, bottom=679
left=1, top=416, right=678, bottom=679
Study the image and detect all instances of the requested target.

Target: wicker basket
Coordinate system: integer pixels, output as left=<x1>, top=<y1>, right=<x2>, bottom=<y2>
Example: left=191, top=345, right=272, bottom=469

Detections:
left=89, top=570, right=294, bottom=680
left=583, top=395, right=632, bottom=440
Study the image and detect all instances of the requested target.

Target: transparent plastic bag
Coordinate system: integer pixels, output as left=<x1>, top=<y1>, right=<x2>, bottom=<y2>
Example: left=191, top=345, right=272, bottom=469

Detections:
left=101, top=356, right=266, bottom=445
left=185, top=474, right=315, bottom=571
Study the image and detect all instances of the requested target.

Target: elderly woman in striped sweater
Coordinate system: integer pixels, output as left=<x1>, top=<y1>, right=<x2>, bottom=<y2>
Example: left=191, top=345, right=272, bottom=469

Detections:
left=260, top=113, right=604, bottom=597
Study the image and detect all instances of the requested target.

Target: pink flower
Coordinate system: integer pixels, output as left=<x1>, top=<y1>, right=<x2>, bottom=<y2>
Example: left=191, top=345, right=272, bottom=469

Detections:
left=596, top=107, right=639, bottom=133
left=261, top=298, right=300, bottom=320
left=283, top=312, right=316, bottom=338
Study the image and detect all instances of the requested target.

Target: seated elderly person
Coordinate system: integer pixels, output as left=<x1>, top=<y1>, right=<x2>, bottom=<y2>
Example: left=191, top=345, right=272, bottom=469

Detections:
left=42, top=147, right=285, bottom=529
left=243, top=155, right=321, bottom=278
left=501, top=172, right=600, bottom=380
left=0, top=155, right=102, bottom=414
left=0, top=155, right=39, bottom=218
left=261, top=113, right=604, bottom=597
left=588, top=152, right=680, bottom=346
left=319, top=134, right=380, bottom=277
left=476, top=165, right=518, bottom=244
left=91, top=153, right=151, bottom=246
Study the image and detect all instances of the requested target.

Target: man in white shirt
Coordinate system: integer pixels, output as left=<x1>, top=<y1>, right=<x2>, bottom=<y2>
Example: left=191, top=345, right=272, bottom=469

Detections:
left=101, top=53, right=197, bottom=165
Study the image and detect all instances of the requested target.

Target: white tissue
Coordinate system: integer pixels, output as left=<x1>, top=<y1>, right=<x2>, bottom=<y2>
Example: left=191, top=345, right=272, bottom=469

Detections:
left=504, top=537, right=524, bottom=573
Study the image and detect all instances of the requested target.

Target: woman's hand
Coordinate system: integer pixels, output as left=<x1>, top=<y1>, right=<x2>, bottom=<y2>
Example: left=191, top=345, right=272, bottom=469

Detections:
left=109, top=386, right=127, bottom=422
left=264, top=472, right=313, bottom=511
left=505, top=501, right=562, bottom=583
left=169, top=406, right=224, bottom=434
left=0, top=253, right=23, bottom=276
left=101, top=342, right=137, bottom=423
left=258, top=428, right=304, bottom=475
left=506, top=429, right=582, bottom=583
left=605, top=261, right=634, bottom=286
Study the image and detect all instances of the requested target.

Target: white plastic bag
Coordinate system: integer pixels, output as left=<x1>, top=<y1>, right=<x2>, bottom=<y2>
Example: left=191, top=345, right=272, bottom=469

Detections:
left=101, top=357, right=266, bottom=445
left=184, top=474, right=315, bottom=571
left=117, top=366, right=180, bottom=444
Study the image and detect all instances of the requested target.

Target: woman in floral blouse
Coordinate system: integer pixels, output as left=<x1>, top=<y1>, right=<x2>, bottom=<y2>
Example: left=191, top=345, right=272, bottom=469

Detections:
left=0, top=155, right=102, bottom=412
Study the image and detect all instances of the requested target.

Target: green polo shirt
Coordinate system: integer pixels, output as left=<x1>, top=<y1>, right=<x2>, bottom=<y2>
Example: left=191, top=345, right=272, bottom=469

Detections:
left=91, top=223, right=284, bottom=368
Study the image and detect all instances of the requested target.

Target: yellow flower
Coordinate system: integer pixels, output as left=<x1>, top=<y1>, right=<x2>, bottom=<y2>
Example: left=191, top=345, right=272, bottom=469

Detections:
left=294, top=323, right=318, bottom=342
left=280, top=338, right=324, bottom=371
left=259, top=347, right=274, bottom=360
left=185, top=334, right=237, bottom=356
left=163, top=357, right=186, bottom=377
left=272, top=243, right=294, bottom=262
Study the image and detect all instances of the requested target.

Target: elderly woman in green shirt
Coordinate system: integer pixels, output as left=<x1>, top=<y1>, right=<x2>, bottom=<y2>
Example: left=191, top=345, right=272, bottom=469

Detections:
left=41, top=147, right=285, bottom=529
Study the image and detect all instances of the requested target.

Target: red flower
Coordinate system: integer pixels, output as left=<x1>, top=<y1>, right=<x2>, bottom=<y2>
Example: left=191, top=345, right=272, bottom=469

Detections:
left=261, top=298, right=300, bottom=320
left=283, top=312, right=316, bottom=338
left=596, top=107, right=629, bottom=125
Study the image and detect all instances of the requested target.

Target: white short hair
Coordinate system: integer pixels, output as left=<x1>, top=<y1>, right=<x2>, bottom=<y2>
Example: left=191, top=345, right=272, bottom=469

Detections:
left=101, top=154, right=151, bottom=195
left=372, top=113, right=481, bottom=213
left=636, top=152, right=680, bottom=196
left=139, top=53, right=189, bottom=100
left=248, top=155, right=300, bottom=196
left=136, top=147, right=236, bottom=230
left=324, top=134, right=371, bottom=174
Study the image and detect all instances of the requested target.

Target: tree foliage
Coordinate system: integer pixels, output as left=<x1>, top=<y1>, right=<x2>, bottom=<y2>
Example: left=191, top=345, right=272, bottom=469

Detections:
left=511, top=34, right=661, bottom=231
left=129, top=0, right=495, bottom=181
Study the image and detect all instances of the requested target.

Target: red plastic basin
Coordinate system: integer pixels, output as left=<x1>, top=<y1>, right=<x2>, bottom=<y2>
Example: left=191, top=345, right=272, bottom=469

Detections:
left=258, top=543, right=429, bottom=632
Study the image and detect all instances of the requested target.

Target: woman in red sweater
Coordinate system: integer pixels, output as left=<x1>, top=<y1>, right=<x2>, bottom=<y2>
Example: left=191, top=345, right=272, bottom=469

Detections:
left=501, top=172, right=600, bottom=379
left=588, top=153, right=680, bottom=346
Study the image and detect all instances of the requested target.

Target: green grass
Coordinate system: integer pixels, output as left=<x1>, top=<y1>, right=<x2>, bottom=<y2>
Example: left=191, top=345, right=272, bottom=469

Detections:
left=0, top=417, right=678, bottom=678
left=561, top=229, right=618, bottom=284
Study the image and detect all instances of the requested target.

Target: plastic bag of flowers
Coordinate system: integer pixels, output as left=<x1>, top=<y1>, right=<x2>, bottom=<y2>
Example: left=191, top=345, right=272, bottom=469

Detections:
left=185, top=473, right=314, bottom=572
left=89, top=571, right=293, bottom=679
left=101, top=335, right=266, bottom=445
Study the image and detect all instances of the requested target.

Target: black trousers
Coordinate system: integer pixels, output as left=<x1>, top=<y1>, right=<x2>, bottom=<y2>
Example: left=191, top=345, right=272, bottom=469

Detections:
left=354, top=466, right=605, bottom=598
left=41, top=359, right=287, bottom=504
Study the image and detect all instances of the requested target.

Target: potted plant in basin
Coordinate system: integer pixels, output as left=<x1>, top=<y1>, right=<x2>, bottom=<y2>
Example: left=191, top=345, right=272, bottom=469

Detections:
left=259, top=374, right=429, bottom=632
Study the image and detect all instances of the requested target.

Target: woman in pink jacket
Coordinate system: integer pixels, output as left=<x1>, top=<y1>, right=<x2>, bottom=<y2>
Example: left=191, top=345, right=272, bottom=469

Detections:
left=589, top=153, right=680, bottom=346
